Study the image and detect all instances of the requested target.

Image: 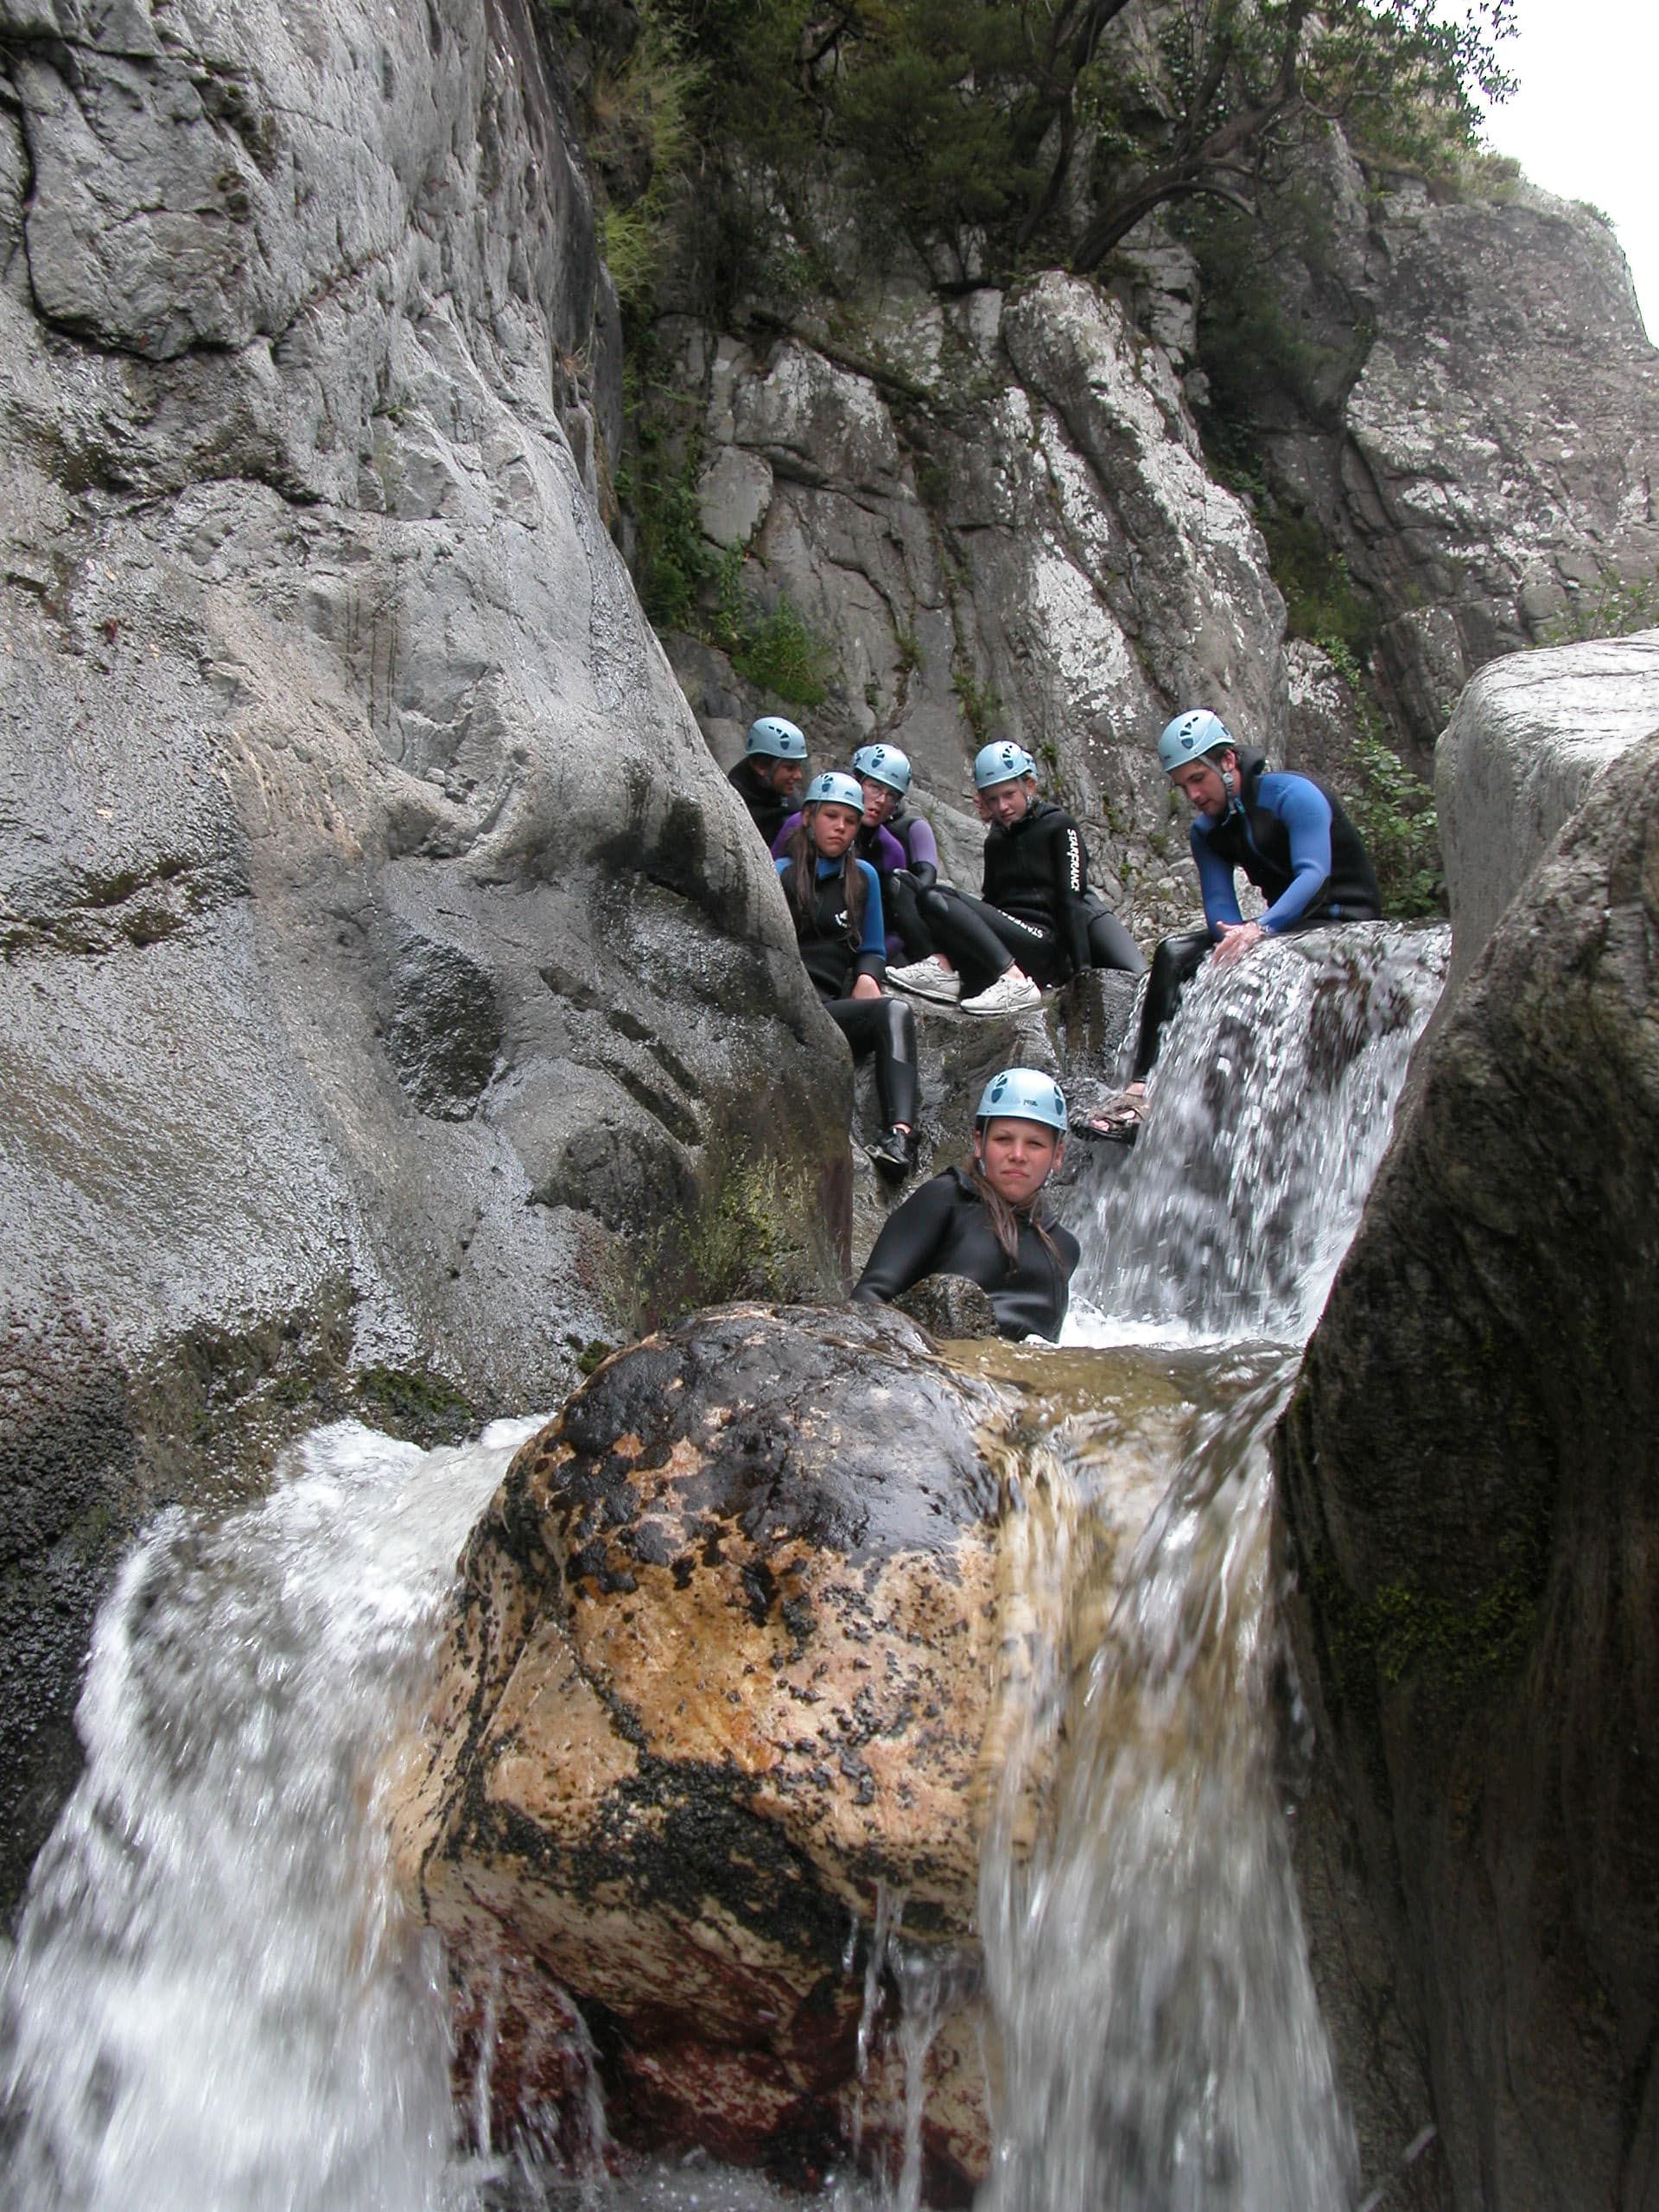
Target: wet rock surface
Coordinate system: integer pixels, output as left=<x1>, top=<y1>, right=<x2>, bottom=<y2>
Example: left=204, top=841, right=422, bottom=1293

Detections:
left=391, top=1301, right=1013, bottom=2196
left=1280, top=729, right=1659, bottom=2208
left=0, top=0, right=847, bottom=1904
left=893, top=1275, right=999, bottom=1342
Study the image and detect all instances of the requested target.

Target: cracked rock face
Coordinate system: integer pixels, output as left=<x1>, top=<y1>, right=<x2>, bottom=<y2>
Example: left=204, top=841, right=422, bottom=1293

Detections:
left=1255, top=146, right=1659, bottom=756
left=0, top=0, right=847, bottom=1902
left=670, top=271, right=1288, bottom=942
left=389, top=1302, right=1013, bottom=2197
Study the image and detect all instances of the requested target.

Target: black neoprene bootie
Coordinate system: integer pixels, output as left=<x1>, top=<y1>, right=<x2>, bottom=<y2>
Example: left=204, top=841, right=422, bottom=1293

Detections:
left=868, top=1128, right=913, bottom=1181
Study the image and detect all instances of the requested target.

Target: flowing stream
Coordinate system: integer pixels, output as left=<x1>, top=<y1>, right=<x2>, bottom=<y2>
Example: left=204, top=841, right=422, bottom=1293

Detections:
left=0, top=924, right=1446, bottom=2211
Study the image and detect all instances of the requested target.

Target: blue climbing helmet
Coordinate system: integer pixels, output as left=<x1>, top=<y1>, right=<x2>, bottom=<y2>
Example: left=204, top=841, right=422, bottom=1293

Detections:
left=804, top=771, right=864, bottom=810
left=852, top=742, right=912, bottom=796
left=1156, top=709, right=1234, bottom=773
left=746, top=715, right=808, bottom=761
left=973, top=741, right=1035, bottom=791
left=975, top=1067, right=1068, bottom=1135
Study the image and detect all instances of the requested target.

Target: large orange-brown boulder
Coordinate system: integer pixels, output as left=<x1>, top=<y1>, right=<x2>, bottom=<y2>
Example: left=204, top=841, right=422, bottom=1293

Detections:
left=389, top=1302, right=1020, bottom=2196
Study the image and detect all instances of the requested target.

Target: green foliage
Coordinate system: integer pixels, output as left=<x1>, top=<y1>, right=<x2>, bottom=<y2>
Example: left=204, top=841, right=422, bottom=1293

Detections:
left=1265, top=512, right=1378, bottom=658
left=616, top=345, right=836, bottom=696
left=1349, top=730, right=1445, bottom=919
left=616, top=375, right=711, bottom=631
left=575, top=0, right=1515, bottom=285
left=554, top=0, right=706, bottom=312
left=702, top=543, right=832, bottom=705
left=1319, top=638, right=1445, bottom=918
left=952, top=668, right=1001, bottom=742
left=1540, top=569, right=1659, bottom=646
left=830, top=3, right=1042, bottom=254
left=731, top=592, right=834, bottom=707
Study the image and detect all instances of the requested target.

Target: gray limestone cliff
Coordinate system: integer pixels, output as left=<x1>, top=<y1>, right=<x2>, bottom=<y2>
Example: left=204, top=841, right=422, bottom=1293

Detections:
left=0, top=0, right=848, bottom=1904
left=1239, top=150, right=1659, bottom=755
left=633, top=130, right=1659, bottom=924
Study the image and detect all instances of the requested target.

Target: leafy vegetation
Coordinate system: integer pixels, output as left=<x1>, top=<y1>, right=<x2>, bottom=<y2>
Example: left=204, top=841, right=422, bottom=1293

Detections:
left=601, top=0, right=1517, bottom=286
left=1265, top=514, right=1378, bottom=658
left=614, top=382, right=834, bottom=701
left=549, top=0, right=1515, bottom=312
left=1318, top=639, right=1445, bottom=918
left=1540, top=568, right=1659, bottom=646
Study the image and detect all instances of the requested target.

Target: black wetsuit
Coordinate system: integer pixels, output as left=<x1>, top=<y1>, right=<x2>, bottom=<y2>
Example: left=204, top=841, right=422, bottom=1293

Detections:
left=1131, top=750, right=1382, bottom=1078
left=918, top=798, right=1144, bottom=992
left=776, top=853, right=919, bottom=1131
left=852, top=1166, right=1079, bottom=1340
left=729, top=757, right=796, bottom=846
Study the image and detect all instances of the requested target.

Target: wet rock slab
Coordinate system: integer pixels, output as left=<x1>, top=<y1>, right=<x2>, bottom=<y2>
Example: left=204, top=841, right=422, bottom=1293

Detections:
left=1281, top=728, right=1659, bottom=2207
left=391, top=1301, right=1015, bottom=2196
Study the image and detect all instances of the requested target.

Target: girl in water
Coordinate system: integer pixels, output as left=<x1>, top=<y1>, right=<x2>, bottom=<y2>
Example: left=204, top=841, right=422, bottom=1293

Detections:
left=852, top=1067, right=1077, bottom=1338
left=777, top=772, right=919, bottom=1181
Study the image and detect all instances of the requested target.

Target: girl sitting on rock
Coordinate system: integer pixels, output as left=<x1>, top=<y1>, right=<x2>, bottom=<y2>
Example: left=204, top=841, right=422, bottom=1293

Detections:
left=852, top=1067, right=1078, bottom=1338
left=778, top=772, right=919, bottom=1182
left=887, top=743, right=1144, bottom=1017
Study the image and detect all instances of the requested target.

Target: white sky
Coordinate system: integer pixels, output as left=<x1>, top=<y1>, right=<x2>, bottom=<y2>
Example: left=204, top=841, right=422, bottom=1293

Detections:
left=1480, top=0, right=1659, bottom=337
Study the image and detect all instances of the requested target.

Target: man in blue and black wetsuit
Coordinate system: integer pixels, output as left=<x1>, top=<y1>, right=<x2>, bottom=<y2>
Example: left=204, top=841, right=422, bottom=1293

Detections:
left=1096, top=708, right=1382, bottom=1137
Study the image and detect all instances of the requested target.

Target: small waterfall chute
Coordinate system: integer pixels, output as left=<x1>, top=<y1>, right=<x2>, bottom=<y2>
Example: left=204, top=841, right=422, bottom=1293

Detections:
left=1073, top=924, right=1447, bottom=1342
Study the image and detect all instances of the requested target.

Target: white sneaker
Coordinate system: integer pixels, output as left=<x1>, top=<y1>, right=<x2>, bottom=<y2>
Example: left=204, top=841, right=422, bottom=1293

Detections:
left=960, top=970, right=1043, bottom=1016
left=886, top=959, right=961, bottom=1004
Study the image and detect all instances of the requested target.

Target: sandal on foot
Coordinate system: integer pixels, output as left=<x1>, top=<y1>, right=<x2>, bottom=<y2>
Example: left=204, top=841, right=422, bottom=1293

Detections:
left=1082, top=1088, right=1149, bottom=1146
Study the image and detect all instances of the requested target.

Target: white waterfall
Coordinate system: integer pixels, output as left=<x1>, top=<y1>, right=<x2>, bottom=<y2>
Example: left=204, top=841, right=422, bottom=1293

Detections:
left=0, top=924, right=1448, bottom=2210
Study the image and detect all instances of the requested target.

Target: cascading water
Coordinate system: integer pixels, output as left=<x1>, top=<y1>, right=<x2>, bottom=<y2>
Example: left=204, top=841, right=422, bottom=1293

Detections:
left=0, top=922, right=1447, bottom=2210
left=974, top=922, right=1447, bottom=2211
left=1072, top=923, right=1448, bottom=1340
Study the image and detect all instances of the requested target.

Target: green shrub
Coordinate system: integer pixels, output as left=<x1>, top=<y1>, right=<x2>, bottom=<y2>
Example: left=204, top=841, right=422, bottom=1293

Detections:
left=1541, top=569, right=1659, bottom=646
left=733, top=594, right=833, bottom=707
left=1319, top=638, right=1445, bottom=918
left=705, top=544, right=833, bottom=706
left=582, top=3, right=705, bottom=312
left=952, top=669, right=1001, bottom=741
left=1266, top=513, right=1379, bottom=658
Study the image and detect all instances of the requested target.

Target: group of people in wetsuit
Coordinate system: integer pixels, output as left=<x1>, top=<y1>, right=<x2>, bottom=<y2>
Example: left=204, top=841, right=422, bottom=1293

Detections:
left=728, top=702, right=1382, bottom=1341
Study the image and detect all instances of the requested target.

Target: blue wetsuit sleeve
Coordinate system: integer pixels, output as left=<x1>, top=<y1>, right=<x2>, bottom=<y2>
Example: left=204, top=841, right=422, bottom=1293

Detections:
left=771, top=810, right=803, bottom=861
left=855, top=860, right=887, bottom=979
left=1255, top=774, right=1333, bottom=931
left=1191, top=825, right=1239, bottom=932
left=852, top=1174, right=957, bottom=1304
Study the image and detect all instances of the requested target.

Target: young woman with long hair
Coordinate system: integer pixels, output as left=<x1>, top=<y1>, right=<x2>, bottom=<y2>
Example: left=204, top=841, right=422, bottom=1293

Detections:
left=851, top=1067, right=1077, bottom=1338
left=777, top=772, right=919, bottom=1181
